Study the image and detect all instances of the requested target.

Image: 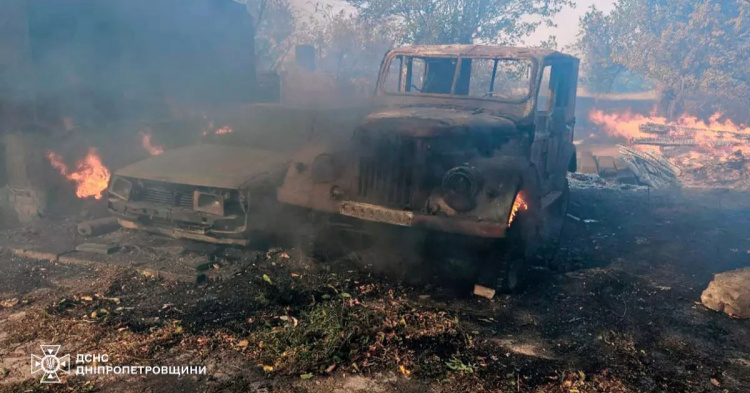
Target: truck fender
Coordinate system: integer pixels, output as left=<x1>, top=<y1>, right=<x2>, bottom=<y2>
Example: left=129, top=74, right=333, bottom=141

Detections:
left=471, top=157, right=543, bottom=229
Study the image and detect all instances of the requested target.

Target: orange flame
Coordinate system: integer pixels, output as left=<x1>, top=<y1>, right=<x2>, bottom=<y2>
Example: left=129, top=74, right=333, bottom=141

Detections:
left=589, top=109, right=750, bottom=145
left=140, top=132, right=164, bottom=155
left=588, top=109, right=655, bottom=140
left=47, top=148, right=111, bottom=200
left=215, top=126, right=233, bottom=135
left=201, top=123, right=233, bottom=137
left=508, top=192, right=528, bottom=227
left=589, top=109, right=750, bottom=172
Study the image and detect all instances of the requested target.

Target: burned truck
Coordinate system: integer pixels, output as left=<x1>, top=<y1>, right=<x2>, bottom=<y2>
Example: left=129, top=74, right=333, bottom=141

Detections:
left=277, top=45, right=579, bottom=292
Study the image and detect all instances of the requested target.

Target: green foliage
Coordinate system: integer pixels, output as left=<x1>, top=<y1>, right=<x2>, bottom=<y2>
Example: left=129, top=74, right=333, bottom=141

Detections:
left=295, top=0, right=571, bottom=89
left=535, top=36, right=559, bottom=51
left=575, top=0, right=750, bottom=119
left=250, top=300, right=356, bottom=374
left=614, top=0, right=749, bottom=100
left=445, top=357, right=476, bottom=373
left=571, top=6, right=628, bottom=93
left=295, top=4, right=398, bottom=78
left=344, top=0, right=574, bottom=45
left=250, top=0, right=297, bottom=71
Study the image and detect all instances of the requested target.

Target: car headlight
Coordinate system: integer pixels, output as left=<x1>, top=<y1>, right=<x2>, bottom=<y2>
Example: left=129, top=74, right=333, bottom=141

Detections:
left=109, top=177, right=133, bottom=200
left=442, top=166, right=480, bottom=212
left=311, top=154, right=339, bottom=183
left=193, top=191, right=224, bottom=216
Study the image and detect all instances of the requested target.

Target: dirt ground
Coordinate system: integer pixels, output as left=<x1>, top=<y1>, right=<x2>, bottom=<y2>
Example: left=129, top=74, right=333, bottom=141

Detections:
left=0, top=186, right=749, bottom=393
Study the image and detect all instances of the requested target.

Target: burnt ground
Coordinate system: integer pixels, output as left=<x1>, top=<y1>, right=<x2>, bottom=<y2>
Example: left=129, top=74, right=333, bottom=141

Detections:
left=0, top=187, right=749, bottom=393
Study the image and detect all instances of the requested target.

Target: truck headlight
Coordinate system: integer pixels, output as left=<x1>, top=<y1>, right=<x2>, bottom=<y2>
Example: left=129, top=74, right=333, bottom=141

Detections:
left=193, top=191, right=224, bottom=216
left=442, top=166, right=480, bottom=212
left=109, top=177, right=133, bottom=200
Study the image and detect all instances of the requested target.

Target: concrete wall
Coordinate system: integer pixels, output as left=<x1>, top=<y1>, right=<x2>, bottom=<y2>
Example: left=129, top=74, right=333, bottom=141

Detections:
left=2, top=133, right=52, bottom=223
left=0, top=1, right=47, bottom=224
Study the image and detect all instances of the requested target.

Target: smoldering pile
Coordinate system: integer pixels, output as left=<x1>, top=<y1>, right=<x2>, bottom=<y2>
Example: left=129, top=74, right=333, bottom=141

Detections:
left=620, top=123, right=750, bottom=190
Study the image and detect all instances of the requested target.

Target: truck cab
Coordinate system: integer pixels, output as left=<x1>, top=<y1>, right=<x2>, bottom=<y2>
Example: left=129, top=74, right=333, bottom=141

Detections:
left=278, top=45, right=580, bottom=292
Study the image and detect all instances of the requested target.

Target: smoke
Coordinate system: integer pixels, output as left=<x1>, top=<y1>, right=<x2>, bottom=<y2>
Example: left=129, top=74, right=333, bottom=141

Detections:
left=11, top=0, right=256, bottom=131
left=0, top=0, right=373, bottom=252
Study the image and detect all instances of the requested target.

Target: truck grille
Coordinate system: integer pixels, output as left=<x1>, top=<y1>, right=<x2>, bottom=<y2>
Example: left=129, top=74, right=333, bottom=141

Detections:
left=138, top=181, right=194, bottom=208
left=357, top=139, right=415, bottom=208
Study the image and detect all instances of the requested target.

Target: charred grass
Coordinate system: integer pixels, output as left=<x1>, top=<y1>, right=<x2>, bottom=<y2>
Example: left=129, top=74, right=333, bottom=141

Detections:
left=1, top=252, right=714, bottom=393
left=2, top=189, right=749, bottom=392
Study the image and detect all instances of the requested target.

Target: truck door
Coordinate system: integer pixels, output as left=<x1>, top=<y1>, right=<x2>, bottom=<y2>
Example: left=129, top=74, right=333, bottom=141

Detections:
left=532, top=65, right=553, bottom=187
left=533, top=60, right=577, bottom=190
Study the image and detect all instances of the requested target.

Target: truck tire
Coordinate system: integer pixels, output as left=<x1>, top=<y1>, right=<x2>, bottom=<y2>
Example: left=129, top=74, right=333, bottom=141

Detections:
left=492, top=240, right=528, bottom=293
left=477, top=221, right=530, bottom=294
left=541, top=178, right=570, bottom=267
left=301, top=226, right=349, bottom=262
left=298, top=211, right=345, bottom=262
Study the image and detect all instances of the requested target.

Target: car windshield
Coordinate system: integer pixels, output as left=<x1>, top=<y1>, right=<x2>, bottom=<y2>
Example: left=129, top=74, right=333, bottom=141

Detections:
left=382, top=55, right=534, bottom=101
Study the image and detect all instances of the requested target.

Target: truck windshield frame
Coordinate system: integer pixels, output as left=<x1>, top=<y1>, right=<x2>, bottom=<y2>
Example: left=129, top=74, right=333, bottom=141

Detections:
left=380, top=54, right=538, bottom=104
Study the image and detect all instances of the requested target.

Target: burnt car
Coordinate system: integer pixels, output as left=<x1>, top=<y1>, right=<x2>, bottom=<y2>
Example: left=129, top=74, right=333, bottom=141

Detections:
left=106, top=103, right=369, bottom=246
left=108, top=143, right=288, bottom=246
left=277, top=45, right=580, bottom=292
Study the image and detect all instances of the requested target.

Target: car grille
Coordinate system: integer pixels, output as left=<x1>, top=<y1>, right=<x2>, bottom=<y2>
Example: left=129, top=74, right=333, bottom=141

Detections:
left=138, top=181, right=194, bottom=208
left=357, top=139, right=415, bottom=209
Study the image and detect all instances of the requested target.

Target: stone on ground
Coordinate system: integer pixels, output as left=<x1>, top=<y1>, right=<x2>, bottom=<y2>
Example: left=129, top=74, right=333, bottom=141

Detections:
left=701, top=267, right=750, bottom=319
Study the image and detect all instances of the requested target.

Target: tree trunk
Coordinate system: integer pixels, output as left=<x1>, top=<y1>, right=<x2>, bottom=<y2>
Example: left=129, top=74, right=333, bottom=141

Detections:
left=656, top=86, right=675, bottom=118
left=668, top=91, right=685, bottom=120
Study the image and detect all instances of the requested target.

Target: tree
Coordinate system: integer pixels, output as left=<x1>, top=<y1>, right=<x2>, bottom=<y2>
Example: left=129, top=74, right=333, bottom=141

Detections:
left=244, top=0, right=296, bottom=71
left=535, top=36, right=559, bottom=51
left=295, top=4, right=398, bottom=79
left=576, top=0, right=750, bottom=120
left=616, top=0, right=749, bottom=118
left=572, top=6, right=628, bottom=93
left=344, top=0, right=574, bottom=45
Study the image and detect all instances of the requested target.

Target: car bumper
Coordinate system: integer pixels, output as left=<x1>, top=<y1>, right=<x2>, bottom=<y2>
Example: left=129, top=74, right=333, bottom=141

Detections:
left=108, top=198, right=249, bottom=246
left=117, top=219, right=249, bottom=246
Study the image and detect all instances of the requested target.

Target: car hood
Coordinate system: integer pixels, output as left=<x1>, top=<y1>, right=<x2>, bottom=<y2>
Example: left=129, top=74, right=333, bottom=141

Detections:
left=359, top=107, right=517, bottom=137
left=115, top=144, right=289, bottom=189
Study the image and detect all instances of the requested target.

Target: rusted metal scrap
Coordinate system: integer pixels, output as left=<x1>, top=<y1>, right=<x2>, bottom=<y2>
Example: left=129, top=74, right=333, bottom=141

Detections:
left=636, top=123, right=750, bottom=147
left=630, top=137, right=738, bottom=147
left=638, top=124, right=673, bottom=134
left=631, top=137, right=699, bottom=147
left=77, top=217, right=120, bottom=237
left=618, top=145, right=680, bottom=188
left=639, top=123, right=750, bottom=137
left=75, top=243, right=119, bottom=255
left=638, top=124, right=708, bottom=135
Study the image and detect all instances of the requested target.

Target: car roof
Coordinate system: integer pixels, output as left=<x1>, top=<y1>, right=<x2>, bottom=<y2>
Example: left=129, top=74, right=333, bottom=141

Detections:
left=387, top=44, right=577, bottom=61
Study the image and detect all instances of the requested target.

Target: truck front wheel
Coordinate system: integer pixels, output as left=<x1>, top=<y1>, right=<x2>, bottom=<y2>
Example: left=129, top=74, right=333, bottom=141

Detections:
left=490, top=241, right=528, bottom=293
left=476, top=220, right=532, bottom=293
